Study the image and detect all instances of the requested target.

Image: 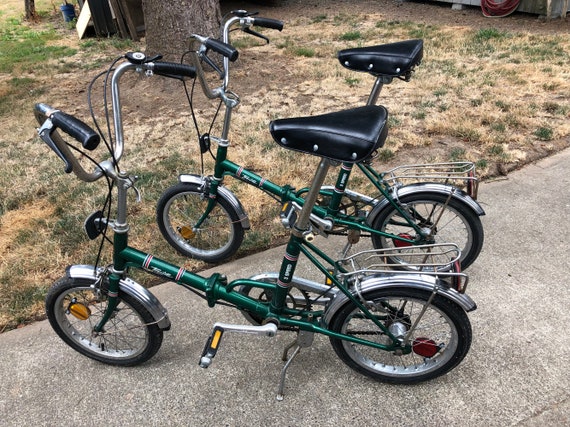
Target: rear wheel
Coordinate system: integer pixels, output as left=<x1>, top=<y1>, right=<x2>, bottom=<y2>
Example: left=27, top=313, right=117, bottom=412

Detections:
left=45, top=277, right=163, bottom=366
left=329, top=287, right=471, bottom=383
left=156, top=182, right=245, bottom=263
left=371, top=193, right=484, bottom=270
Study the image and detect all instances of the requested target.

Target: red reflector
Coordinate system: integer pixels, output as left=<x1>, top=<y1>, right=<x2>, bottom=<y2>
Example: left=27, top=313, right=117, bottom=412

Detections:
left=393, top=233, right=413, bottom=248
left=413, top=338, right=439, bottom=358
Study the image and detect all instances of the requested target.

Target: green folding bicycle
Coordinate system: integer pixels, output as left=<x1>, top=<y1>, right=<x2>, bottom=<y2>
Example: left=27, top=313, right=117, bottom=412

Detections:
left=35, top=21, right=476, bottom=399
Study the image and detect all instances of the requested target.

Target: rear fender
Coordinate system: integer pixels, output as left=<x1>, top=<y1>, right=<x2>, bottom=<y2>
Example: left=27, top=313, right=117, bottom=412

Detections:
left=322, top=273, right=476, bottom=327
left=367, top=183, right=485, bottom=227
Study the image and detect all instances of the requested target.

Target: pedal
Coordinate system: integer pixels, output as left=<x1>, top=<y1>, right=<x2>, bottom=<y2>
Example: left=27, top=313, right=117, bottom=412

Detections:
left=199, top=322, right=278, bottom=368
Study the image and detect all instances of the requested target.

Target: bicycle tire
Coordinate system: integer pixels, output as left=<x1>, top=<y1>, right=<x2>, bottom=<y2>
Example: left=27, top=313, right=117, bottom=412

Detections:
left=156, top=182, right=245, bottom=263
left=328, top=287, right=472, bottom=384
left=45, top=277, right=163, bottom=366
left=370, top=192, right=484, bottom=270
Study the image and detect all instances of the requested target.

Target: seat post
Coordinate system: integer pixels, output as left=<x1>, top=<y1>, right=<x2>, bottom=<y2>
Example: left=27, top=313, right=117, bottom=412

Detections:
left=366, top=77, right=385, bottom=106
left=293, top=158, right=331, bottom=236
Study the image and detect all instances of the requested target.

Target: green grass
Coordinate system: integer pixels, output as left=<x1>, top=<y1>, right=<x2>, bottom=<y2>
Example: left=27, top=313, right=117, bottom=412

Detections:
left=292, top=46, right=316, bottom=57
left=0, top=18, right=76, bottom=73
left=534, top=126, right=554, bottom=141
left=339, top=31, right=362, bottom=41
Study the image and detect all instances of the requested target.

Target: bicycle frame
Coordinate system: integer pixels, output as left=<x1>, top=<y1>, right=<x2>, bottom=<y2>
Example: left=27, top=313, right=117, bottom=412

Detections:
left=186, top=51, right=435, bottom=248
left=99, top=160, right=410, bottom=353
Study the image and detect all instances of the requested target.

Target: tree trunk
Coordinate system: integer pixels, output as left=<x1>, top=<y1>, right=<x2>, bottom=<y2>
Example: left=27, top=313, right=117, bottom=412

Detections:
left=142, top=0, right=221, bottom=58
left=24, top=0, right=37, bottom=21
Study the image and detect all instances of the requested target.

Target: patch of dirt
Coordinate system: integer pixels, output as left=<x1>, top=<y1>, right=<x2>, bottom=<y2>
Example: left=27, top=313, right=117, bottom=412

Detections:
left=0, top=201, right=54, bottom=258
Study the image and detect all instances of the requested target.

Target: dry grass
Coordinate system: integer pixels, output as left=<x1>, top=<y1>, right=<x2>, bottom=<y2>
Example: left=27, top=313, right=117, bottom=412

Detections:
left=0, top=0, right=569, bottom=330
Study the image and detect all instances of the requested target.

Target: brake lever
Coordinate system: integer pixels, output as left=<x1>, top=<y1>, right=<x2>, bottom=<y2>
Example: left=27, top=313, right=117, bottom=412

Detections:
left=146, top=54, right=163, bottom=63
left=37, top=119, right=73, bottom=174
left=243, top=27, right=269, bottom=44
left=199, top=48, right=225, bottom=78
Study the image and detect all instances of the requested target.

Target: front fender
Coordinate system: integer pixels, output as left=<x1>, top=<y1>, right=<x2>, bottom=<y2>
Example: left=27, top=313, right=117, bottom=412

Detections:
left=367, top=183, right=485, bottom=227
left=322, top=273, right=477, bottom=327
left=66, top=265, right=171, bottom=330
left=179, top=174, right=251, bottom=229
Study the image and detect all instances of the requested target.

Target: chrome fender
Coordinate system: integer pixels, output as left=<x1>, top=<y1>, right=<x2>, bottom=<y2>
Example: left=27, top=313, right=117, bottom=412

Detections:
left=367, top=183, right=485, bottom=227
left=179, top=174, right=251, bottom=229
left=66, top=265, right=171, bottom=330
left=322, top=273, right=477, bottom=327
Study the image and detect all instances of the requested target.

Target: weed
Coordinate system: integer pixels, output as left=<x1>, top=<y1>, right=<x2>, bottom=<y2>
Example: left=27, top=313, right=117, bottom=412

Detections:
left=470, top=98, right=483, bottom=107
left=311, top=14, right=327, bottom=23
left=376, top=148, right=395, bottom=162
left=453, top=127, right=481, bottom=143
left=542, top=82, right=560, bottom=91
left=344, top=77, right=360, bottom=87
left=292, top=47, right=316, bottom=58
left=412, top=111, right=426, bottom=120
left=473, top=28, right=509, bottom=42
left=449, top=148, right=466, bottom=162
left=476, top=159, right=488, bottom=169
left=388, top=116, right=401, bottom=127
left=433, top=88, right=447, bottom=98
left=488, top=144, right=505, bottom=156
left=490, top=122, right=506, bottom=133
left=534, top=126, right=553, bottom=141
left=495, top=100, right=510, bottom=112
left=543, top=102, right=569, bottom=116
left=339, top=31, right=362, bottom=41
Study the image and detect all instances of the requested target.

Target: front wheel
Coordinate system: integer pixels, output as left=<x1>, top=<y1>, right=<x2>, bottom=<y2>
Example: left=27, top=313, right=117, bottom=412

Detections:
left=328, top=287, right=472, bottom=384
left=370, top=192, right=484, bottom=270
left=45, top=277, right=163, bottom=366
left=156, top=182, right=245, bottom=263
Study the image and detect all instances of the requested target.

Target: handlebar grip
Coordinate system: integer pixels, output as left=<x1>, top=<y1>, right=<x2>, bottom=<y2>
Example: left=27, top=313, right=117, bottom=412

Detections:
left=205, top=38, right=239, bottom=62
left=152, top=61, right=196, bottom=79
left=252, top=17, right=284, bottom=31
left=50, top=110, right=101, bottom=150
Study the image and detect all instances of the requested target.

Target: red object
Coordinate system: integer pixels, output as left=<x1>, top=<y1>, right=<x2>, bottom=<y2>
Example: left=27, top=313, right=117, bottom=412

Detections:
left=394, top=233, right=413, bottom=247
left=481, top=0, right=521, bottom=17
left=413, top=338, right=439, bottom=358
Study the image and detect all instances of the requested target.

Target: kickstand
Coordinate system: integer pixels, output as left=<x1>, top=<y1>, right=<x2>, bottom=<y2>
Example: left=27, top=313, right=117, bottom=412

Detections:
left=276, top=330, right=314, bottom=401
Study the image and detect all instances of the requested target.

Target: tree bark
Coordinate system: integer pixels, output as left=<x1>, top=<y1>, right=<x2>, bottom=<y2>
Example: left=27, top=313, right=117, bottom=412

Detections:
left=142, top=0, right=221, bottom=58
left=24, top=0, right=37, bottom=21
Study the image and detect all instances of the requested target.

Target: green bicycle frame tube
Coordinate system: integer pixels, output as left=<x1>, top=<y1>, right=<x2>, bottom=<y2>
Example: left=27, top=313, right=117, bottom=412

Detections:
left=115, top=244, right=402, bottom=352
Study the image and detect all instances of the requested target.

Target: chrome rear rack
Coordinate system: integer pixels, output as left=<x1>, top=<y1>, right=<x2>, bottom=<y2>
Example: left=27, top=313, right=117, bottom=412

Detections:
left=381, top=162, right=479, bottom=199
left=336, top=243, right=469, bottom=293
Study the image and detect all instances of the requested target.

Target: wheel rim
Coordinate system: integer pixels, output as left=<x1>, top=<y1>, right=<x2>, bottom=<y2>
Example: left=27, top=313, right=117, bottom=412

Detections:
left=378, top=200, right=473, bottom=267
left=53, top=286, right=150, bottom=360
left=339, top=295, right=459, bottom=378
left=162, top=191, right=236, bottom=258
